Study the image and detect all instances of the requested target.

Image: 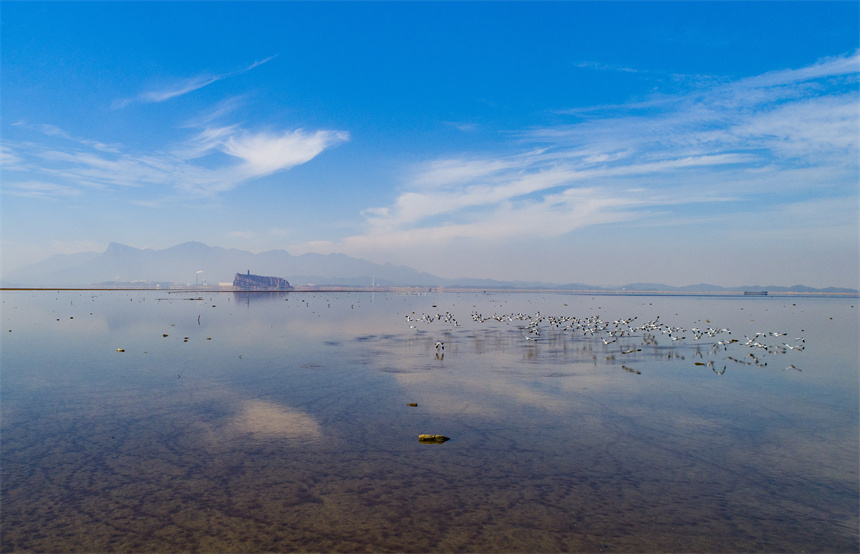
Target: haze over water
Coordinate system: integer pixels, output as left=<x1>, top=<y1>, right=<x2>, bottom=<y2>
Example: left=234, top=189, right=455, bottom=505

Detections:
left=1, top=290, right=857, bottom=552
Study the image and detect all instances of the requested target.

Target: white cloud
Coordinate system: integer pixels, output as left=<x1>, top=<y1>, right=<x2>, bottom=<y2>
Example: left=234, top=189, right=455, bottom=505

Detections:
left=222, top=129, right=350, bottom=178
left=180, top=96, right=246, bottom=129
left=139, top=74, right=226, bottom=103
left=742, top=50, right=860, bottom=89
left=4, top=180, right=83, bottom=199
left=172, top=124, right=241, bottom=160
left=113, top=55, right=277, bottom=108
left=732, top=95, right=859, bottom=160
left=574, top=60, right=645, bottom=74
left=0, top=144, right=23, bottom=167
left=3, top=124, right=349, bottom=198
left=410, top=157, right=522, bottom=188
left=293, top=51, right=859, bottom=270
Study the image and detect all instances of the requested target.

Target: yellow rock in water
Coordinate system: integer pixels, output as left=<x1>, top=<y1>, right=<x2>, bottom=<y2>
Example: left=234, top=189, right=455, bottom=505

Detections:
left=407, top=403, right=418, bottom=407
left=418, top=434, right=450, bottom=443
left=116, top=348, right=125, bottom=352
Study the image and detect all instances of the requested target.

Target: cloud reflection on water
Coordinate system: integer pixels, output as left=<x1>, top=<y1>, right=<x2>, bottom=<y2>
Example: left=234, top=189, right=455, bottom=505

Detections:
left=227, top=399, right=323, bottom=441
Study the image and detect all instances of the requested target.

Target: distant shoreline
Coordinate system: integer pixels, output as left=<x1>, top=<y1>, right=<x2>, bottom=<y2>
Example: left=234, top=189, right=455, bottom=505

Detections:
left=1, top=286, right=857, bottom=298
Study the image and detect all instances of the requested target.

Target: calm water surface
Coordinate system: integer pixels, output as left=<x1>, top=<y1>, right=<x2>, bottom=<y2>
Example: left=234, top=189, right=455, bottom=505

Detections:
left=1, top=291, right=857, bottom=552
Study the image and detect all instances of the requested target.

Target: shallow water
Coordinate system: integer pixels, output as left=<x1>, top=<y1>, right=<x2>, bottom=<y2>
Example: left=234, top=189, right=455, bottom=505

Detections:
left=1, top=290, right=857, bottom=552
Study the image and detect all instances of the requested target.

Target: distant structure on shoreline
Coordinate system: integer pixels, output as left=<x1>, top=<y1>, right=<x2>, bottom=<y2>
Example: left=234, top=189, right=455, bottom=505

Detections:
left=232, top=271, right=292, bottom=290
left=743, top=291, right=768, bottom=296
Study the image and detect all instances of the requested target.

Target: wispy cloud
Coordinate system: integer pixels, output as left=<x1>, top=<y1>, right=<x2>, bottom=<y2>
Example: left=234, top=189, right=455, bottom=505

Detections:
left=180, top=96, right=246, bottom=129
left=574, top=60, right=645, bottom=74
left=4, top=180, right=83, bottom=200
left=112, top=55, right=277, bottom=109
left=11, top=121, right=123, bottom=153
left=294, top=51, right=859, bottom=260
left=0, top=144, right=23, bottom=167
left=2, top=117, right=348, bottom=199
left=139, top=74, right=225, bottom=104
left=570, top=60, right=721, bottom=94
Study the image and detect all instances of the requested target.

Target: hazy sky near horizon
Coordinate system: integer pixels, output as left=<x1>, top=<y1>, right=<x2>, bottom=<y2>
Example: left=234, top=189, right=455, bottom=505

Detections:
left=2, top=1, right=858, bottom=288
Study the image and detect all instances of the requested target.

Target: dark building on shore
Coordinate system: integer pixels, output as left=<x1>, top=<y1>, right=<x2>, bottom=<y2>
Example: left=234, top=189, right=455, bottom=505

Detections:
left=233, top=271, right=292, bottom=290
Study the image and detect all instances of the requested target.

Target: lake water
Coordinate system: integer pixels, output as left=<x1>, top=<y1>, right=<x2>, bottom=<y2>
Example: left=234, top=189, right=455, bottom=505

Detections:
left=1, top=290, right=857, bottom=552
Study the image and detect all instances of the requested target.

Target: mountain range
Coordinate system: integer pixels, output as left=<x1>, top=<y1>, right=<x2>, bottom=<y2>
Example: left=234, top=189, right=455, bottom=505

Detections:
left=2, top=241, right=857, bottom=293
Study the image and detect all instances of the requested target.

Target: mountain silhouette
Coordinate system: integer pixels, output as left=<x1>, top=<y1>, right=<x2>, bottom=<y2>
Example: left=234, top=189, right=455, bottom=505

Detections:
left=2, top=242, right=856, bottom=293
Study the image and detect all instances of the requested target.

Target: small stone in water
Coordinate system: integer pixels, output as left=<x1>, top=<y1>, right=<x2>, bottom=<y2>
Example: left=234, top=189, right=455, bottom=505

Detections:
left=418, top=434, right=450, bottom=443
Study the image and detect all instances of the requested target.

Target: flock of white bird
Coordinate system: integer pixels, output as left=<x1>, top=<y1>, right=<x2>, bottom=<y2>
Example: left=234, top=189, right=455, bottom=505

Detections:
left=405, top=309, right=805, bottom=374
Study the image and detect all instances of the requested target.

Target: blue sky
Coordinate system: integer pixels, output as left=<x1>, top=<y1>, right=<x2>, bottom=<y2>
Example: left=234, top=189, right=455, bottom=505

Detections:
left=2, top=1, right=858, bottom=287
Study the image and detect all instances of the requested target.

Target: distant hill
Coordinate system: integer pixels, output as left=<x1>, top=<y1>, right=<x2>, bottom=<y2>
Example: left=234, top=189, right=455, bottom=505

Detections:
left=1, top=241, right=445, bottom=288
left=616, top=282, right=858, bottom=294
left=1, top=241, right=857, bottom=294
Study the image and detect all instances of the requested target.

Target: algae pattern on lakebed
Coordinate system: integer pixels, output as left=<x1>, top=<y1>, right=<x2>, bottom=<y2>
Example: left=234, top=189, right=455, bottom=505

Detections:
left=1, top=291, right=857, bottom=552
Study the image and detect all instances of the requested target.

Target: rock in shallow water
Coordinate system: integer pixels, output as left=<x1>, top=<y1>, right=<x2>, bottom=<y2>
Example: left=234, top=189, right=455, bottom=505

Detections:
left=418, top=434, right=450, bottom=443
